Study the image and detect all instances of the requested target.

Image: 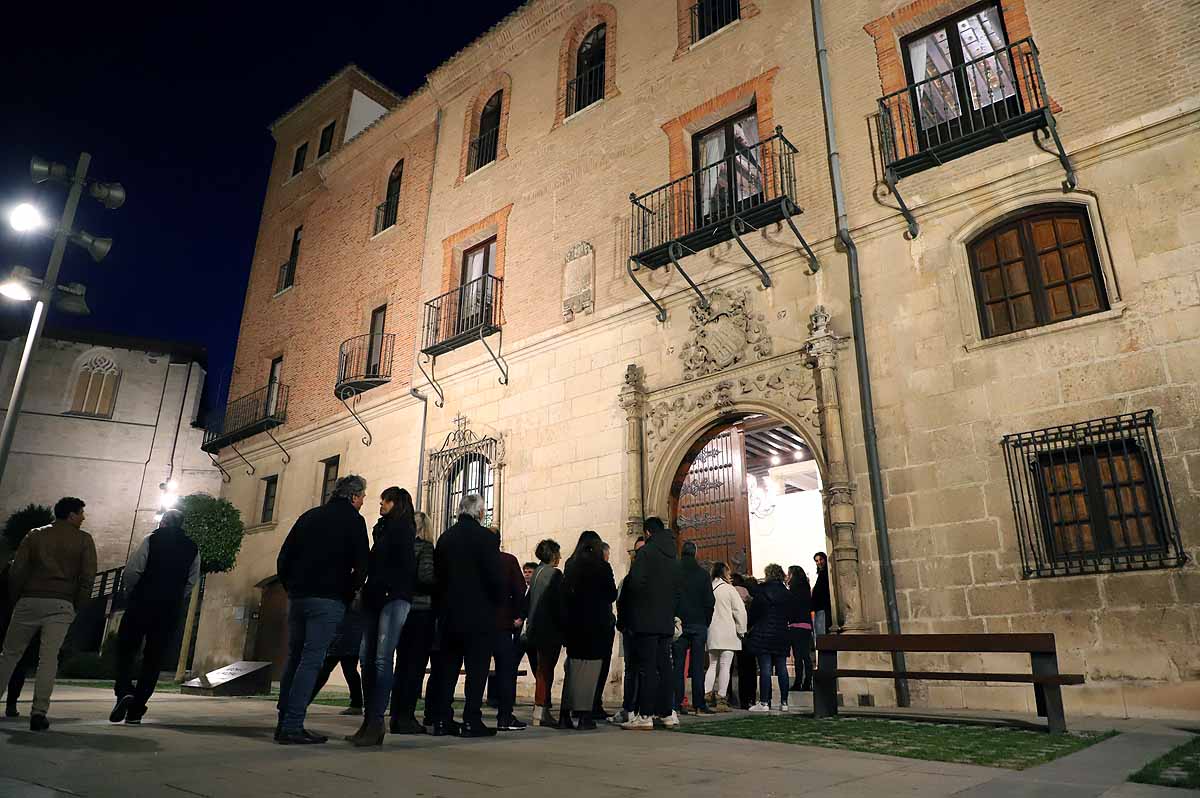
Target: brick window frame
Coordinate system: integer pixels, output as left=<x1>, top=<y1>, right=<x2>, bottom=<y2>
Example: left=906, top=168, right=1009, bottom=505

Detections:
left=673, top=0, right=760, bottom=59
left=659, top=68, right=780, bottom=183
left=457, top=72, right=513, bottom=186
left=552, top=3, right=619, bottom=129
left=440, top=204, right=514, bottom=294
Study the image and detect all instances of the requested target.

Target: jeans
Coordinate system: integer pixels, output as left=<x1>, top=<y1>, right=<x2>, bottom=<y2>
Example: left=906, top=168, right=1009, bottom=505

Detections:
left=0, top=598, right=74, bottom=716
left=361, top=598, right=411, bottom=720
left=390, top=608, right=434, bottom=720
left=789, top=628, right=813, bottom=689
left=631, top=633, right=672, bottom=719
left=814, top=610, right=828, bottom=636
left=311, top=656, right=362, bottom=708
left=491, top=628, right=518, bottom=720
left=277, top=597, right=344, bottom=732
left=757, top=653, right=789, bottom=706
left=620, top=632, right=638, bottom=712
left=115, top=601, right=180, bottom=711
left=672, top=625, right=708, bottom=710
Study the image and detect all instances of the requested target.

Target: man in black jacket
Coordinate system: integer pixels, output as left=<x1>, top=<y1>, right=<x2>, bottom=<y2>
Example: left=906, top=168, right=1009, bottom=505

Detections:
left=274, top=475, right=370, bottom=745
left=429, top=494, right=503, bottom=737
left=619, top=517, right=681, bottom=730
left=110, top=510, right=199, bottom=725
left=673, top=540, right=715, bottom=715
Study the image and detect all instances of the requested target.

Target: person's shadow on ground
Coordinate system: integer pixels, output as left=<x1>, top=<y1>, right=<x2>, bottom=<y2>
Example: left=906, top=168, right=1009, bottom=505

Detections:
left=0, top=727, right=160, bottom=753
left=152, top=722, right=276, bottom=741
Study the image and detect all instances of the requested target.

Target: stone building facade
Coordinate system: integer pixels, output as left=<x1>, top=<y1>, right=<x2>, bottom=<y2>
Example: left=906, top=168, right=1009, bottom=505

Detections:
left=0, top=327, right=220, bottom=568
left=196, top=0, right=1199, bottom=720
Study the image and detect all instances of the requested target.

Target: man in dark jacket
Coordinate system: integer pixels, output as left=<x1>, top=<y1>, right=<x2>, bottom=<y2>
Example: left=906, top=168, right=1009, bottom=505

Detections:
left=429, top=494, right=503, bottom=737
left=110, top=510, right=200, bottom=725
left=619, top=517, right=680, bottom=730
left=812, top=551, right=832, bottom=636
left=611, top=535, right=645, bottom=725
left=274, top=475, right=370, bottom=745
left=673, top=540, right=715, bottom=715
left=0, top=497, right=96, bottom=732
left=489, top=526, right=527, bottom=731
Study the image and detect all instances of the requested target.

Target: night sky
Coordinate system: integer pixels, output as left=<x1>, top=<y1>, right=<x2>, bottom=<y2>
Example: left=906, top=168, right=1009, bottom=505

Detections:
left=0, top=2, right=525, bottom=412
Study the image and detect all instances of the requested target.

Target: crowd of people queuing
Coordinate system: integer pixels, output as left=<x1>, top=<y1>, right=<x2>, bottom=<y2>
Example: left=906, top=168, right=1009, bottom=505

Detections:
left=0, top=478, right=835, bottom=740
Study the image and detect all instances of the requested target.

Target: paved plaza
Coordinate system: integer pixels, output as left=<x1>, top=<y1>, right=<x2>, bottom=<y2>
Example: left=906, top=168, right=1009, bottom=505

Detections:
left=0, top=687, right=1192, bottom=798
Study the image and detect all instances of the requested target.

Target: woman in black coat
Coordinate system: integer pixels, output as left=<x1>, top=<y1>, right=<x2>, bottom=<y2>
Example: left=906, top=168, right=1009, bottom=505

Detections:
left=559, top=530, right=618, bottom=730
left=745, top=564, right=792, bottom=712
left=786, top=565, right=814, bottom=691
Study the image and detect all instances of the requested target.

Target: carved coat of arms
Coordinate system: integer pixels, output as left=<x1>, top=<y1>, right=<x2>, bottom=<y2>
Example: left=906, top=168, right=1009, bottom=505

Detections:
left=678, top=288, right=772, bottom=381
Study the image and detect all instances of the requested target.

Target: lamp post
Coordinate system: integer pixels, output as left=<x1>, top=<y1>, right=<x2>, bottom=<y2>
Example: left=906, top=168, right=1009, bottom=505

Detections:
left=0, top=153, right=123, bottom=488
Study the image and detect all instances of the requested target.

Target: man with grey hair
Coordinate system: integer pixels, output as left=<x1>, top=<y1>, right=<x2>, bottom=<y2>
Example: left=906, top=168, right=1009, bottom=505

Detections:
left=429, top=494, right=503, bottom=737
left=111, top=508, right=199, bottom=725
left=274, top=475, right=370, bottom=744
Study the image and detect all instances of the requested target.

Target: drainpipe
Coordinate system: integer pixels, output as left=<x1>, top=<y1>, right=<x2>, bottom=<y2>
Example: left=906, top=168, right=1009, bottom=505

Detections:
left=811, top=0, right=910, bottom=707
left=410, top=388, right=429, bottom=511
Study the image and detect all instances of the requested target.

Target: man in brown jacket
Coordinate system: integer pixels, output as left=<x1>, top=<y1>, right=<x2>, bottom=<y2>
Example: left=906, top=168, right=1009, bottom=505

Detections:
left=0, top=497, right=97, bottom=730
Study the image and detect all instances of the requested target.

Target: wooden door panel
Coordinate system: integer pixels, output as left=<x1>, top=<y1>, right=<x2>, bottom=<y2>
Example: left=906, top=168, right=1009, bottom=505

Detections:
left=673, top=426, right=752, bottom=574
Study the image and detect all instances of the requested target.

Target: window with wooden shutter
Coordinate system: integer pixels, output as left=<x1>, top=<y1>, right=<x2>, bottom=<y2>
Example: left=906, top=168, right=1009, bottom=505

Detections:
left=968, top=206, right=1107, bottom=338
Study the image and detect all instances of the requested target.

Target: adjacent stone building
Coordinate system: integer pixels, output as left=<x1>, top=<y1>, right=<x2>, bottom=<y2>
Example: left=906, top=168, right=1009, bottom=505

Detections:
left=195, top=0, right=1199, bottom=719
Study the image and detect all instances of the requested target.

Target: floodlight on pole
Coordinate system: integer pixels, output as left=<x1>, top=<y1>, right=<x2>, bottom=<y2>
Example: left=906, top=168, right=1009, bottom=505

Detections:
left=29, top=157, right=69, bottom=185
left=8, top=203, right=45, bottom=233
left=69, top=230, right=113, bottom=262
left=0, top=266, right=36, bottom=302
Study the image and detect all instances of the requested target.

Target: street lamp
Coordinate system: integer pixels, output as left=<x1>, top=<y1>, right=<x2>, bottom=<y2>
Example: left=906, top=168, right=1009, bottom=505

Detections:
left=0, top=153, right=123, bottom=488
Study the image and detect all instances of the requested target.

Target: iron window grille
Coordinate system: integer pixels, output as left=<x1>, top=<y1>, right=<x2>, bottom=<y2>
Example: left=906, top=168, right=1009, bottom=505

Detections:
left=426, top=418, right=499, bottom=537
left=468, top=126, right=501, bottom=174
left=567, top=25, right=606, bottom=117
left=690, top=0, right=740, bottom=44
left=1002, top=411, right=1186, bottom=579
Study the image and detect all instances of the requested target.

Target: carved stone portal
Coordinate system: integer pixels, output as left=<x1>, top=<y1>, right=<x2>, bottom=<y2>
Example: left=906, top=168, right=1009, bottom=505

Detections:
left=562, top=241, right=594, bottom=320
left=678, top=288, right=772, bottom=380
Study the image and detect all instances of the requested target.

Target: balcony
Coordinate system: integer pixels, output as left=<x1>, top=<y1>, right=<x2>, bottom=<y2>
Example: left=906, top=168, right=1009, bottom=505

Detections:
left=566, top=62, right=604, bottom=117
left=877, top=38, right=1076, bottom=237
left=373, top=197, right=398, bottom=235
left=421, top=274, right=503, bottom=357
left=689, top=0, right=740, bottom=44
left=467, top=126, right=500, bottom=175
left=202, top=382, right=289, bottom=454
left=335, top=333, right=395, bottom=399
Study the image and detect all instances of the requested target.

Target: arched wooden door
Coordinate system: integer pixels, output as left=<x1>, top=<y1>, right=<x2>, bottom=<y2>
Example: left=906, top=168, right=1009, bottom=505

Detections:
left=670, top=423, right=752, bottom=574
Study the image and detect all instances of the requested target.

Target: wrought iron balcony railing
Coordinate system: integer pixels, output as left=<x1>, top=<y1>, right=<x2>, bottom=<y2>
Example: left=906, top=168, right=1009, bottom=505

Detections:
left=468, top=126, right=501, bottom=174
left=374, top=196, right=399, bottom=234
left=566, top=62, right=605, bottom=117
left=202, top=382, right=289, bottom=454
left=421, top=273, right=503, bottom=357
left=335, top=333, right=394, bottom=399
left=690, top=0, right=740, bottom=44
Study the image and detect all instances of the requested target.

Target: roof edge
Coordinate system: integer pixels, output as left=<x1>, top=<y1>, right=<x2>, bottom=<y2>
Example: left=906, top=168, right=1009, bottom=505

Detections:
left=269, top=63, right=403, bottom=132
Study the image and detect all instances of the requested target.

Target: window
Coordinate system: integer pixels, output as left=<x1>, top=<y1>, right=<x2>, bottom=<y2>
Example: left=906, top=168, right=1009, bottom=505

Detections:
left=968, top=206, right=1107, bottom=338
left=691, top=0, right=740, bottom=43
left=444, top=452, right=494, bottom=530
left=266, top=356, right=284, bottom=417
left=902, top=4, right=1018, bottom=150
left=469, top=91, right=503, bottom=174
left=376, top=161, right=403, bottom=234
left=1002, top=411, right=1186, bottom=578
left=261, top=476, right=279, bottom=524
left=278, top=226, right=302, bottom=293
left=693, top=107, right=762, bottom=226
left=366, top=305, right=387, bottom=377
left=568, top=24, right=606, bottom=115
left=320, top=456, right=340, bottom=504
left=318, top=121, right=336, bottom=158
left=457, top=238, right=497, bottom=336
left=291, top=142, right=308, bottom=177
left=69, top=353, right=121, bottom=418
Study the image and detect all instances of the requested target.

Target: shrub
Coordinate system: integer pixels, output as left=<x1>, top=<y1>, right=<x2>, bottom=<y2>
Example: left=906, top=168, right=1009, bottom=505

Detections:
left=178, top=493, right=245, bottom=574
left=3, top=504, right=53, bottom=550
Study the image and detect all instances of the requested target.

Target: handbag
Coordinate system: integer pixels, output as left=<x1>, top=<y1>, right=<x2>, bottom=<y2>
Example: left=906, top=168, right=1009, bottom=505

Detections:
left=673, top=616, right=683, bottom=641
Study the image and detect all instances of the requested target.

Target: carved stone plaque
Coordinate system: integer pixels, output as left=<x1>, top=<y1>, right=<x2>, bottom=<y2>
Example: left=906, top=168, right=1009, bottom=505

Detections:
left=678, top=288, right=772, bottom=380
left=562, top=241, right=594, bottom=320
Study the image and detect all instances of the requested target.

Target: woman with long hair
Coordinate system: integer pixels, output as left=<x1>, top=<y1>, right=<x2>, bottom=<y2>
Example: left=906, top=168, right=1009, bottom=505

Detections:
left=786, top=565, right=814, bottom=691
left=524, top=538, right=563, bottom=727
left=745, top=564, right=792, bottom=713
left=730, top=573, right=757, bottom=709
left=388, top=511, right=436, bottom=734
left=349, top=487, right=416, bottom=746
left=559, top=530, right=618, bottom=730
left=704, top=561, right=747, bottom=712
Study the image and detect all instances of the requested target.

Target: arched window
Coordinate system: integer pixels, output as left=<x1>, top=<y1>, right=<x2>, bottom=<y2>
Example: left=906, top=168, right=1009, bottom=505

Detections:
left=569, top=24, right=606, bottom=115
left=967, top=205, right=1107, bottom=339
left=375, top=160, right=403, bottom=233
left=444, top=452, right=495, bottom=530
left=469, top=91, right=503, bottom=174
left=69, top=353, right=121, bottom=418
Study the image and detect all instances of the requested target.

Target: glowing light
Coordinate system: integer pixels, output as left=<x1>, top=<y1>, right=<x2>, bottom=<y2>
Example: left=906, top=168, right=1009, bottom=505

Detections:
left=167, top=479, right=179, bottom=492
left=9, top=203, right=45, bottom=233
left=770, top=455, right=781, bottom=466
left=0, top=281, right=32, bottom=301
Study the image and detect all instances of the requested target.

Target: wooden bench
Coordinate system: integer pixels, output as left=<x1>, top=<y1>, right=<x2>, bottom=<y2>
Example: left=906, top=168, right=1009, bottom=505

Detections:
left=813, top=633, right=1084, bottom=733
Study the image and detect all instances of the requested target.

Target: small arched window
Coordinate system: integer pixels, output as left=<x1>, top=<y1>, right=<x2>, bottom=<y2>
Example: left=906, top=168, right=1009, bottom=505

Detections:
left=569, top=24, right=607, bottom=115
left=375, top=160, right=403, bottom=233
left=469, top=91, right=503, bottom=174
left=967, top=206, right=1107, bottom=339
left=69, top=353, right=121, bottom=418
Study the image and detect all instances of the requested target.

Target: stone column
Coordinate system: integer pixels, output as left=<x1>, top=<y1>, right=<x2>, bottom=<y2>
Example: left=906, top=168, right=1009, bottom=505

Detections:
left=618, top=364, right=646, bottom=543
left=805, top=306, right=868, bottom=632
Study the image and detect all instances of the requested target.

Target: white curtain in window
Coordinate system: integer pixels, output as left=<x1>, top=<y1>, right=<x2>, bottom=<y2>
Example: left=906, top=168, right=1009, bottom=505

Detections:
left=909, top=30, right=962, bottom=130
left=698, top=129, right=727, bottom=221
left=732, top=115, right=762, bottom=204
left=958, top=7, right=1015, bottom=110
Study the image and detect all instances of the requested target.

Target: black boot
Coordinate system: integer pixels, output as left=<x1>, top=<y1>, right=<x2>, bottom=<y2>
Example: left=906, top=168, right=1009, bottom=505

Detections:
left=575, top=712, right=597, bottom=730
left=557, top=706, right=575, bottom=731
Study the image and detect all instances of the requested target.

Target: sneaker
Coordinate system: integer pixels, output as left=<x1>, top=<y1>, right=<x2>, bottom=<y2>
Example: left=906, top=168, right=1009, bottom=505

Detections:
left=654, top=711, right=680, bottom=728
left=695, top=705, right=717, bottom=715
left=610, top=709, right=629, bottom=724
left=780, top=704, right=790, bottom=713
left=498, top=716, right=527, bottom=731
left=620, top=714, right=654, bottom=730
left=109, top=695, right=134, bottom=724
left=748, top=702, right=771, bottom=713
left=125, top=706, right=146, bottom=725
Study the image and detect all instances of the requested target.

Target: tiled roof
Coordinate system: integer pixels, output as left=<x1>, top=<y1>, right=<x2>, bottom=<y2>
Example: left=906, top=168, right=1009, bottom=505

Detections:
left=269, top=63, right=403, bottom=132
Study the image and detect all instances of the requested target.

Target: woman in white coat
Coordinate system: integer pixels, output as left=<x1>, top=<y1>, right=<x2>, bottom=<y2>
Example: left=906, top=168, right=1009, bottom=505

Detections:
left=705, top=561, right=748, bottom=712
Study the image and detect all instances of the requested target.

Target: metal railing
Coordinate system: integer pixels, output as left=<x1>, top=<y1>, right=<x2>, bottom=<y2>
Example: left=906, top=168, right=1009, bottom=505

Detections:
left=630, top=129, right=798, bottom=259
left=421, top=273, right=503, bottom=356
left=1001, top=411, right=1186, bottom=579
left=202, top=382, right=289, bottom=452
left=374, top=196, right=399, bottom=234
left=878, top=37, right=1048, bottom=171
left=276, top=258, right=296, bottom=293
left=566, top=62, right=605, bottom=116
left=468, top=126, right=501, bottom=174
left=690, top=0, right=740, bottom=44
left=336, top=332, right=395, bottom=395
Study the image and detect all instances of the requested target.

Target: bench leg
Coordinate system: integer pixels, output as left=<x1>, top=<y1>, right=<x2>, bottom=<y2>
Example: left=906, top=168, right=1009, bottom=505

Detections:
left=813, top=649, right=838, bottom=718
left=1031, top=652, right=1067, bottom=734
